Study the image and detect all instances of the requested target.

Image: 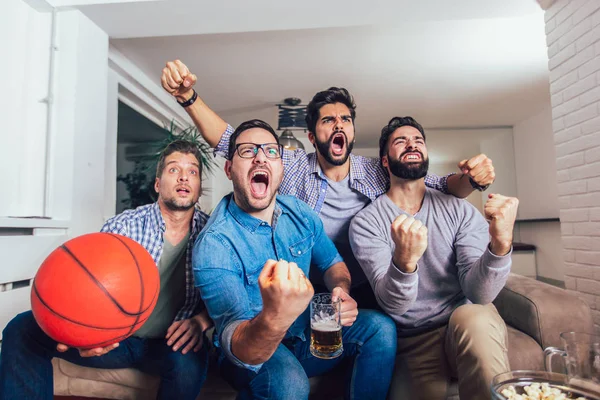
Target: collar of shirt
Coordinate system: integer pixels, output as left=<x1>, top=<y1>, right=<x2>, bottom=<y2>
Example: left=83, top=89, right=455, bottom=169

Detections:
left=148, top=201, right=205, bottom=237
left=308, top=153, right=368, bottom=186
left=226, top=195, right=284, bottom=233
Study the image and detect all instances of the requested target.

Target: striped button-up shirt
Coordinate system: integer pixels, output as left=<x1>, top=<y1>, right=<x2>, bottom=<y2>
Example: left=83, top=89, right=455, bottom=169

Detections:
left=215, top=124, right=450, bottom=213
left=101, top=202, right=209, bottom=321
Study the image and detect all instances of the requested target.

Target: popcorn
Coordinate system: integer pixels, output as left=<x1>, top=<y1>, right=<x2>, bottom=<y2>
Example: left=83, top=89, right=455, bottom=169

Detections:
left=500, top=382, right=587, bottom=400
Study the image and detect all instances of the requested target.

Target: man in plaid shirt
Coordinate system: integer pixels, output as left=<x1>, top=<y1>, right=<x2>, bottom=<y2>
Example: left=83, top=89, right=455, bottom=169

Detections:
left=0, top=140, right=212, bottom=400
left=161, top=60, right=495, bottom=308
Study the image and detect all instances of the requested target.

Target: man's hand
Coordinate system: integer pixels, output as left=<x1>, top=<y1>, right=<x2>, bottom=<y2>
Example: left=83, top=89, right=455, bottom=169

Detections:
left=391, top=214, right=428, bottom=273
left=331, top=287, right=358, bottom=327
left=161, top=60, right=197, bottom=103
left=484, top=193, right=519, bottom=256
left=165, top=315, right=206, bottom=354
left=259, top=259, right=314, bottom=332
left=56, top=342, right=119, bottom=358
left=458, top=154, right=495, bottom=188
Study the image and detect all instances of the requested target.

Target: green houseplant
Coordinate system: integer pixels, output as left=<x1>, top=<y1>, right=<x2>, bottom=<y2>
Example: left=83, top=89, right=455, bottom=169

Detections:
left=118, top=120, right=215, bottom=210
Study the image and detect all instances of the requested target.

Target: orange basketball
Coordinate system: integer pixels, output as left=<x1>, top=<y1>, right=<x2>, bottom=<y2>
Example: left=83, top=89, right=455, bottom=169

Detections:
left=31, top=232, right=160, bottom=349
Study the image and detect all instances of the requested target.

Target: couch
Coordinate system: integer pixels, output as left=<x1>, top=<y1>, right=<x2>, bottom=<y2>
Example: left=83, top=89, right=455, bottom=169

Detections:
left=52, top=274, right=594, bottom=399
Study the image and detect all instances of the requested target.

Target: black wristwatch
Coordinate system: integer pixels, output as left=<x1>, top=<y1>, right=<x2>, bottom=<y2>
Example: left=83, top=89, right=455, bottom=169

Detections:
left=469, top=176, right=489, bottom=192
left=177, top=89, right=198, bottom=108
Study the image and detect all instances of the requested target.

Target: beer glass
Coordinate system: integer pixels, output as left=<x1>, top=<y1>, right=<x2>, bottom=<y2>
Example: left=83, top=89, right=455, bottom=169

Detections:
left=310, top=293, right=343, bottom=359
left=545, top=332, right=600, bottom=384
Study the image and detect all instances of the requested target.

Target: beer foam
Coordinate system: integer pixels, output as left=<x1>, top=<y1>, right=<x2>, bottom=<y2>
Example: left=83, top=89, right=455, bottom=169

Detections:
left=311, top=320, right=340, bottom=332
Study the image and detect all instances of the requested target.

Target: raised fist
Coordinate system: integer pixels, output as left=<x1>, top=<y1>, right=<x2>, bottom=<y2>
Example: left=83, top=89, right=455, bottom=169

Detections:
left=259, top=259, right=314, bottom=331
left=161, top=60, right=197, bottom=102
left=390, top=214, right=428, bottom=273
left=485, top=194, right=519, bottom=256
left=458, top=154, right=495, bottom=189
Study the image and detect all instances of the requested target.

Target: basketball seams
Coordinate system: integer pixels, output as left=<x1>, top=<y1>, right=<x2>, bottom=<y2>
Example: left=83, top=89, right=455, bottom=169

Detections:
left=32, top=280, right=152, bottom=330
left=60, top=244, right=143, bottom=317
left=104, top=233, right=146, bottom=338
left=106, top=233, right=160, bottom=315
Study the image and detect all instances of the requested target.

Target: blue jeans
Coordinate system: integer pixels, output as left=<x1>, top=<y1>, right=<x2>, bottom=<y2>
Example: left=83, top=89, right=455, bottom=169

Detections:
left=0, top=311, right=209, bottom=400
left=219, top=309, right=397, bottom=400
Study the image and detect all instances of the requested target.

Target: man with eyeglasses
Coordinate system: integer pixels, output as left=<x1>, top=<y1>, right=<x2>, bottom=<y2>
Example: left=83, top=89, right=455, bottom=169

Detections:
left=192, top=119, right=397, bottom=399
left=161, top=60, right=496, bottom=309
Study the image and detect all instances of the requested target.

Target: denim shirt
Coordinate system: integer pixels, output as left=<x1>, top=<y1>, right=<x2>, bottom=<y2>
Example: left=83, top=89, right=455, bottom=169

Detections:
left=192, top=194, right=343, bottom=371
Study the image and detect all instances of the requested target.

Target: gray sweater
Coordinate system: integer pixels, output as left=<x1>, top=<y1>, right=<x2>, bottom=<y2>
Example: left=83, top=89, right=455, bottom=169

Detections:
left=349, top=188, right=511, bottom=337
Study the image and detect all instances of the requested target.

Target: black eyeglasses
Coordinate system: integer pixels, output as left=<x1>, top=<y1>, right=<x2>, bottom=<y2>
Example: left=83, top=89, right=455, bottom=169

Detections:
left=234, top=143, right=283, bottom=159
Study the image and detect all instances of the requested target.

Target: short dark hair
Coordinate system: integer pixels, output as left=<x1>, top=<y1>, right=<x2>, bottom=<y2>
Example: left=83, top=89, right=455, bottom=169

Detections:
left=378, top=116, right=426, bottom=161
left=305, top=87, right=356, bottom=134
left=228, top=119, right=281, bottom=160
left=156, top=139, right=203, bottom=178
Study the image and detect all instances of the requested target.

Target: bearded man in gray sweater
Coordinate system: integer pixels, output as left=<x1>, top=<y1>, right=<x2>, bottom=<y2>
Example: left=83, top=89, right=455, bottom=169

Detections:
left=349, top=116, right=519, bottom=400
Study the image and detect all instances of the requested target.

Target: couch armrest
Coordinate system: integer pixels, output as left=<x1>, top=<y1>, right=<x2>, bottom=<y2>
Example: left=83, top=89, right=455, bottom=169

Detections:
left=493, top=274, right=593, bottom=349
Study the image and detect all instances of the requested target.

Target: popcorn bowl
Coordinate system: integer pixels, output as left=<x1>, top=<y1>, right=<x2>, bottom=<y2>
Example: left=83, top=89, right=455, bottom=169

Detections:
left=492, top=370, right=600, bottom=400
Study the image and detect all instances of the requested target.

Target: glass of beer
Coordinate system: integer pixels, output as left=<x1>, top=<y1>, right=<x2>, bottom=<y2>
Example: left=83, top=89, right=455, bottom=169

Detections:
left=310, top=293, right=343, bottom=359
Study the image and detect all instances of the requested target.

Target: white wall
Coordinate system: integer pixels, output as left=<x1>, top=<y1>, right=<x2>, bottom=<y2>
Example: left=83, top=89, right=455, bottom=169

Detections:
left=517, top=221, right=563, bottom=282
left=513, top=106, right=560, bottom=219
left=0, top=0, right=52, bottom=217
left=542, top=0, right=600, bottom=334
left=479, top=129, right=518, bottom=202
left=0, top=3, right=110, bottom=338
left=512, top=105, right=563, bottom=282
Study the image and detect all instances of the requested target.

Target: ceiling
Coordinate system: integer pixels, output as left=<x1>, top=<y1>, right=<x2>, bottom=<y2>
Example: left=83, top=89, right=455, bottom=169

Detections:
left=81, top=0, right=551, bottom=149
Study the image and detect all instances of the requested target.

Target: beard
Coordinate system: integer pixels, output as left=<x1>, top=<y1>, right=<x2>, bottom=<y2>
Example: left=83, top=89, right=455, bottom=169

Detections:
left=162, top=197, right=196, bottom=211
left=388, top=151, right=429, bottom=180
left=315, top=132, right=355, bottom=166
left=230, top=167, right=282, bottom=215
left=232, top=189, right=276, bottom=214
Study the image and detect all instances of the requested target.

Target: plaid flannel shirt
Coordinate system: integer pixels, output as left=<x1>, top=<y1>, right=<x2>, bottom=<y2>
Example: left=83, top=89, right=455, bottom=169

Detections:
left=215, top=124, right=450, bottom=212
left=101, top=202, right=209, bottom=321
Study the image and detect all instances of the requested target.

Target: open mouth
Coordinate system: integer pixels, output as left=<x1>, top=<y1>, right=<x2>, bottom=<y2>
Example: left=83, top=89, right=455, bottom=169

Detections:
left=176, top=186, right=191, bottom=195
left=331, top=133, right=346, bottom=156
left=250, top=170, right=270, bottom=197
left=402, top=152, right=422, bottom=162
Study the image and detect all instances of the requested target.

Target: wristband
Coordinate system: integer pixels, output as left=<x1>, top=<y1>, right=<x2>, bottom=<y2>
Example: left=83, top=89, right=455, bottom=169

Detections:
left=469, top=176, right=489, bottom=192
left=177, top=89, right=197, bottom=108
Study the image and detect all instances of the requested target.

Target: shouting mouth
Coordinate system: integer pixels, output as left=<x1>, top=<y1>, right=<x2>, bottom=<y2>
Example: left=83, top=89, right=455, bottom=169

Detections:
left=331, top=133, right=346, bottom=156
left=250, top=170, right=270, bottom=198
left=402, top=152, right=423, bottom=163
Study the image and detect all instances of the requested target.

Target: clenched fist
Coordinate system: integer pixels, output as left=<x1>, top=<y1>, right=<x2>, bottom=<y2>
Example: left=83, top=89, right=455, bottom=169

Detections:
left=484, top=194, right=519, bottom=256
left=390, top=214, right=428, bottom=273
left=259, top=259, right=314, bottom=332
left=458, top=154, right=495, bottom=189
left=161, top=60, right=197, bottom=103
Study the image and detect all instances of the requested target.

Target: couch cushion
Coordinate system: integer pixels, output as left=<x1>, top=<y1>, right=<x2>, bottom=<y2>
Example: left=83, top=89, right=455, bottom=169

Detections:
left=494, top=274, right=594, bottom=350
left=506, top=325, right=544, bottom=371
left=53, top=358, right=160, bottom=391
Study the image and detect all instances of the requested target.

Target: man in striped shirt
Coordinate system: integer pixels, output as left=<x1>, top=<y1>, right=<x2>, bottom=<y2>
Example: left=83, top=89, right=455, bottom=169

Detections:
left=161, top=60, right=496, bottom=308
left=0, top=140, right=212, bottom=400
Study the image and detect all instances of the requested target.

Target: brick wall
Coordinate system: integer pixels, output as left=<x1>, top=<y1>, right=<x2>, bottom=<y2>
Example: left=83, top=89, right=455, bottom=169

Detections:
left=542, top=0, right=600, bottom=334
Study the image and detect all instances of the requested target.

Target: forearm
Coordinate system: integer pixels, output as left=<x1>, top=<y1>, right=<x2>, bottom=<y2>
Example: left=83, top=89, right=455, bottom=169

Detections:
left=374, top=261, right=418, bottom=316
left=459, top=249, right=512, bottom=304
left=446, top=174, right=475, bottom=199
left=230, top=312, right=288, bottom=365
left=323, top=262, right=351, bottom=293
left=178, top=91, right=228, bottom=148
